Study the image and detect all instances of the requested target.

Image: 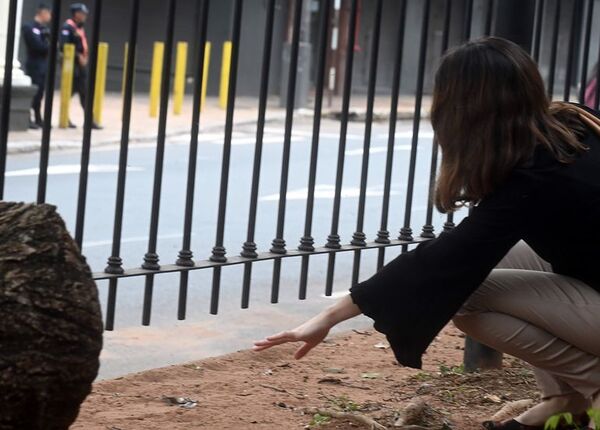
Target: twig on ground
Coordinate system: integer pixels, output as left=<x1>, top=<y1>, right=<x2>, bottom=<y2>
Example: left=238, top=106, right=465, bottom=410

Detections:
left=317, top=377, right=372, bottom=390
left=259, top=383, right=305, bottom=399
left=305, top=407, right=387, bottom=430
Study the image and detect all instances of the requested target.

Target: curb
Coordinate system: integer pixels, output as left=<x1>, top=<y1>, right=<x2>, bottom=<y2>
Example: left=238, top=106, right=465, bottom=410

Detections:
left=7, top=109, right=426, bottom=155
left=7, top=114, right=288, bottom=155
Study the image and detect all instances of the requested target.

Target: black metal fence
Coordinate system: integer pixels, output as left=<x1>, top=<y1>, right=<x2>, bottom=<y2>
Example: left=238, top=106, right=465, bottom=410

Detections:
left=1, top=0, right=599, bottom=340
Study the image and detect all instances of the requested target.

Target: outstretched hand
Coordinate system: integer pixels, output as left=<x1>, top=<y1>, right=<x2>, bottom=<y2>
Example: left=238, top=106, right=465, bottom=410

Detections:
left=252, top=294, right=362, bottom=360
left=252, top=313, right=333, bottom=360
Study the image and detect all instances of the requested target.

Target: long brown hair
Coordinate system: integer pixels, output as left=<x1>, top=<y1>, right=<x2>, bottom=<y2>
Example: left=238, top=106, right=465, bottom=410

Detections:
left=432, top=37, right=588, bottom=212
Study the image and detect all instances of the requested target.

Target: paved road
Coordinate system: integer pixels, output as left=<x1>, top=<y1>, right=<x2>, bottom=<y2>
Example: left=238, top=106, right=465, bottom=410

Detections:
left=5, top=118, right=465, bottom=378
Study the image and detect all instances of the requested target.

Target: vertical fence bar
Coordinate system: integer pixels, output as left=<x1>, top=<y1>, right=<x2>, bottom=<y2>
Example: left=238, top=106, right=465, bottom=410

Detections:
left=546, top=0, right=561, bottom=99
left=176, top=0, right=210, bottom=320
left=104, top=0, right=141, bottom=331
left=121, top=42, right=128, bottom=98
left=398, top=0, right=431, bottom=244
left=270, top=0, right=304, bottom=303
left=463, top=0, right=503, bottom=369
left=563, top=0, right=579, bottom=102
left=37, top=0, right=62, bottom=204
left=0, top=0, right=18, bottom=199
left=463, top=0, right=473, bottom=41
left=484, top=0, right=495, bottom=36
left=463, top=0, right=475, bottom=211
left=375, top=0, right=408, bottom=271
left=298, top=0, right=332, bottom=299
left=421, top=0, right=452, bottom=240
left=324, top=0, right=359, bottom=296
left=532, top=0, right=545, bottom=62
left=349, top=0, right=383, bottom=287
left=421, top=138, right=440, bottom=238
left=595, top=32, right=600, bottom=110
left=446, top=0, right=460, bottom=232
left=240, top=0, right=276, bottom=308
left=74, top=0, right=104, bottom=247
left=444, top=212, right=455, bottom=231
left=209, top=0, right=243, bottom=315
left=141, top=0, right=177, bottom=325
left=578, top=0, right=594, bottom=104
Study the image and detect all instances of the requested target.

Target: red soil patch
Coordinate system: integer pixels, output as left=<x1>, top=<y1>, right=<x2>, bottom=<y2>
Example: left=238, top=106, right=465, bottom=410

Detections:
left=73, top=324, right=538, bottom=429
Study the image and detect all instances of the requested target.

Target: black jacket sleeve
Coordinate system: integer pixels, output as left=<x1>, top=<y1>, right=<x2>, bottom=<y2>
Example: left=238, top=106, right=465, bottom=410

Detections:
left=22, top=24, right=48, bottom=56
left=348, top=169, right=537, bottom=369
left=60, top=24, right=84, bottom=54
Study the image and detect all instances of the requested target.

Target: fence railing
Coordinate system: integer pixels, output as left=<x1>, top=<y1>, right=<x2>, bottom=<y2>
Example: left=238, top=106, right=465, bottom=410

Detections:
left=1, top=0, right=598, bottom=367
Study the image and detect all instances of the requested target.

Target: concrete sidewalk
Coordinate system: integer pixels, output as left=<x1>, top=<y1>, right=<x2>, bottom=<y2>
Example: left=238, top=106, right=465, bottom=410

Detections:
left=7, top=92, right=431, bottom=155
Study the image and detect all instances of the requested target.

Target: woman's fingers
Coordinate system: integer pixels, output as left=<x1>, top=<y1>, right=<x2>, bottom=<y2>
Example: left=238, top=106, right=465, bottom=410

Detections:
left=252, top=331, right=299, bottom=352
left=294, top=342, right=314, bottom=360
left=253, top=338, right=288, bottom=348
left=266, top=330, right=297, bottom=341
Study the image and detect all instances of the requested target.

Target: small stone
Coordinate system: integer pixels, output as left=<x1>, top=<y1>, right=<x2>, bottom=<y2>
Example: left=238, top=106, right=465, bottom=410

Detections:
left=322, top=367, right=345, bottom=374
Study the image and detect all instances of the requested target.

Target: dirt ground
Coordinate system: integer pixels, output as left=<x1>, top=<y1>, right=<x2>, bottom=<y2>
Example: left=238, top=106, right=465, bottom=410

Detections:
left=73, top=324, right=540, bottom=430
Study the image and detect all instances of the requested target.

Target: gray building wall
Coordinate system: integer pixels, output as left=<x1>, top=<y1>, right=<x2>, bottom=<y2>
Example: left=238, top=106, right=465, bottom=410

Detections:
left=19, top=0, right=288, bottom=96
left=18, top=0, right=600, bottom=101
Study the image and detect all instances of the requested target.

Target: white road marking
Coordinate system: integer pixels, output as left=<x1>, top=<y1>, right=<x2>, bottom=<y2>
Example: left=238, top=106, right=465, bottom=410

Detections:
left=375, top=131, right=434, bottom=139
left=259, top=184, right=400, bottom=201
left=83, top=232, right=190, bottom=248
left=6, top=164, right=143, bottom=177
left=263, top=127, right=363, bottom=140
left=345, top=144, right=411, bottom=156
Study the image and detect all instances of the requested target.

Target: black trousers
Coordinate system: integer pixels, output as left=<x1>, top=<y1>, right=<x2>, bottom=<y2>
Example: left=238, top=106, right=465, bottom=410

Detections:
left=72, top=65, right=87, bottom=109
left=26, top=65, right=47, bottom=122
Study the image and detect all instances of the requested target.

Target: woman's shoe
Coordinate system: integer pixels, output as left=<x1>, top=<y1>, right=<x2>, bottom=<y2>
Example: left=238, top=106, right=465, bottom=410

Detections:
left=482, top=414, right=590, bottom=430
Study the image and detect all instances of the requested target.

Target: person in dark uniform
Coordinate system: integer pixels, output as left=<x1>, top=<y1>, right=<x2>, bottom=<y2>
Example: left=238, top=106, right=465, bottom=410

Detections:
left=22, top=4, right=52, bottom=129
left=59, top=2, right=101, bottom=129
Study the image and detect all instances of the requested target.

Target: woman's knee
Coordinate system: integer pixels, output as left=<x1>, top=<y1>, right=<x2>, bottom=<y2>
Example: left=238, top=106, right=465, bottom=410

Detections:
left=452, top=311, right=476, bottom=334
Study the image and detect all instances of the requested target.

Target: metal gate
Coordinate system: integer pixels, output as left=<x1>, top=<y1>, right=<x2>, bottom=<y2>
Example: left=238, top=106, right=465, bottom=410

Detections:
left=1, top=0, right=598, bottom=336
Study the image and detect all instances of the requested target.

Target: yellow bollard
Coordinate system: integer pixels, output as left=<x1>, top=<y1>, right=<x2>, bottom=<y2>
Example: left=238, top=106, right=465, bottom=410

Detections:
left=93, top=42, right=109, bottom=126
left=121, top=42, right=128, bottom=99
left=59, top=43, right=75, bottom=128
left=149, top=42, right=164, bottom=118
left=173, top=41, right=188, bottom=115
left=201, top=41, right=211, bottom=111
left=219, top=41, right=232, bottom=109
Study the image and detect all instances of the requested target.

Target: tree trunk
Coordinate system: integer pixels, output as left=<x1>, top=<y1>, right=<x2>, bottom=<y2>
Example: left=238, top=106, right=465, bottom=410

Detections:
left=0, top=202, right=103, bottom=429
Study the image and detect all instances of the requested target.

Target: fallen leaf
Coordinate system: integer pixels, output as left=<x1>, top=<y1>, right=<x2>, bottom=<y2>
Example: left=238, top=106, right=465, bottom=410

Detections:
left=361, top=372, right=381, bottom=379
left=483, top=394, right=502, bottom=404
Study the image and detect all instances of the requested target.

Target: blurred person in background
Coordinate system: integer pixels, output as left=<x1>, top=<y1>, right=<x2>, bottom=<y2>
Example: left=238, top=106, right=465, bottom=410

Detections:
left=22, top=3, right=52, bottom=129
left=59, top=2, right=101, bottom=129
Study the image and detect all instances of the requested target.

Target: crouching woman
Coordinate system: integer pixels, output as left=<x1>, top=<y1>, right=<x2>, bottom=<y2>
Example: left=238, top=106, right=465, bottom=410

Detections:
left=253, top=37, right=600, bottom=429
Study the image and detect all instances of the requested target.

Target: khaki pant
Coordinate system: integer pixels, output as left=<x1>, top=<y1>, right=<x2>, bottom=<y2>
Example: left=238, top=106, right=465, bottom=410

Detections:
left=453, top=241, right=600, bottom=399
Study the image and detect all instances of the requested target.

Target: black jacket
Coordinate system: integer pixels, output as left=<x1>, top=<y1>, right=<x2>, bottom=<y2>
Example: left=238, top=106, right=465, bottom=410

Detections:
left=348, top=104, right=600, bottom=369
left=22, top=20, right=49, bottom=74
left=59, top=21, right=85, bottom=56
